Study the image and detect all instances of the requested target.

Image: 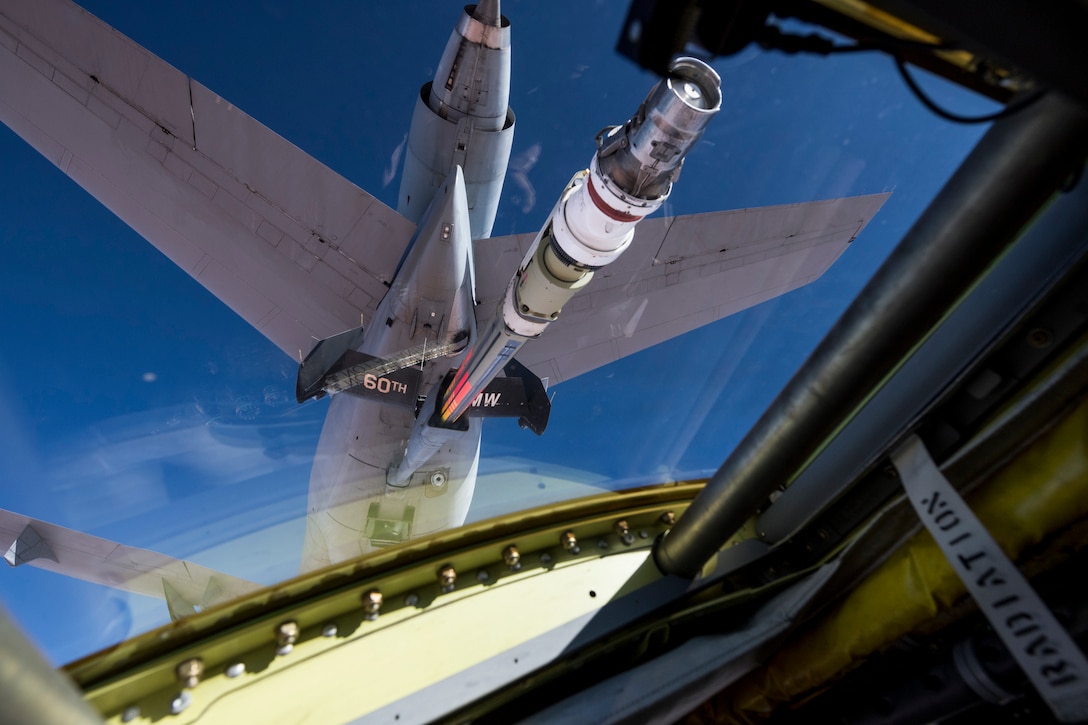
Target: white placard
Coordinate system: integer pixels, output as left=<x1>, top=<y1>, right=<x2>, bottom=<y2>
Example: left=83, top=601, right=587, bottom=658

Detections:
left=892, top=435, right=1088, bottom=722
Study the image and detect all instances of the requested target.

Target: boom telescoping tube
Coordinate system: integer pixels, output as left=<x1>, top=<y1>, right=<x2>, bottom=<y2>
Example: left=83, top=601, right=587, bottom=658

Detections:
left=438, top=57, right=721, bottom=424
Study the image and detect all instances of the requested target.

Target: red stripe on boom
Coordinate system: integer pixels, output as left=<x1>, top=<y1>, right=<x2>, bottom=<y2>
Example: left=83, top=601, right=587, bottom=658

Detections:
left=586, top=176, right=643, bottom=223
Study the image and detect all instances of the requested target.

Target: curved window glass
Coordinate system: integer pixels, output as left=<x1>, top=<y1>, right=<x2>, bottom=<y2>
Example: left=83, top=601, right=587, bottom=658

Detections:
left=0, top=0, right=997, bottom=664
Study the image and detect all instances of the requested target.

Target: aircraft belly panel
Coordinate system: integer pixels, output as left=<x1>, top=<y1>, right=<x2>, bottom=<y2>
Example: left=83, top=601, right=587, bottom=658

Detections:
left=301, top=394, right=480, bottom=572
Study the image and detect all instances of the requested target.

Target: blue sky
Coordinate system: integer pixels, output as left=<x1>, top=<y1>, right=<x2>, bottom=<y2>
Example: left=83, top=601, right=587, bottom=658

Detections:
left=0, top=0, right=997, bottom=663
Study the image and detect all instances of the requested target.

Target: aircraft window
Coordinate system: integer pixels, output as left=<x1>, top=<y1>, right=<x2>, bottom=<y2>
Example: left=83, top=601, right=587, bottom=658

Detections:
left=0, top=0, right=998, bottom=665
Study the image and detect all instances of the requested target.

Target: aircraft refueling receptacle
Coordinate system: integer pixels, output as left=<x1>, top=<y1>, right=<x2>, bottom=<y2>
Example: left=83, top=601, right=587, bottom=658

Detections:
left=438, top=57, right=723, bottom=424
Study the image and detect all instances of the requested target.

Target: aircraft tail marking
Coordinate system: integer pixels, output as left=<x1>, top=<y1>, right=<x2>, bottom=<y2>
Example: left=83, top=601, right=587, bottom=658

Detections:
left=437, top=358, right=550, bottom=434
left=296, top=327, right=468, bottom=406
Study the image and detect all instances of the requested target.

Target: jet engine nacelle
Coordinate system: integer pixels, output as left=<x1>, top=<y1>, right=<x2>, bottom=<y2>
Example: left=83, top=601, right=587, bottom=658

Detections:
left=397, top=4, right=515, bottom=241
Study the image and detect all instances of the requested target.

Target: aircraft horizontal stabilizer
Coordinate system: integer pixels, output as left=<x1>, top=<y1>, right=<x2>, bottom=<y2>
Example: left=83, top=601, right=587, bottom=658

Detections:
left=0, top=0, right=418, bottom=361
left=0, top=508, right=262, bottom=619
left=474, top=192, right=891, bottom=385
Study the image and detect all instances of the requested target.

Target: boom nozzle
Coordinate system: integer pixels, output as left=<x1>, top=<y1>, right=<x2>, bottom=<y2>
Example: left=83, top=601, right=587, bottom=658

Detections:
left=599, top=56, right=721, bottom=199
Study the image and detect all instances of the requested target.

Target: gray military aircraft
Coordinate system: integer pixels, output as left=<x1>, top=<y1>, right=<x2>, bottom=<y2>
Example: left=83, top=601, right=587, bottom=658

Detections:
left=0, top=0, right=884, bottom=587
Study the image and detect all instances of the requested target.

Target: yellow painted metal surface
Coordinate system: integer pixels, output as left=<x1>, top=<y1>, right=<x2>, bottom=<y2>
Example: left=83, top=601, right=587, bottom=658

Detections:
left=814, top=0, right=977, bottom=69
left=180, top=551, right=649, bottom=723
left=708, top=393, right=1088, bottom=723
left=68, top=483, right=704, bottom=723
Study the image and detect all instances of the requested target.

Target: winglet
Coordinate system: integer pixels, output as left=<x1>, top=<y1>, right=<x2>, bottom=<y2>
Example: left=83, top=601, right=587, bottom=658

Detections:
left=296, top=326, right=368, bottom=402
left=4, top=524, right=58, bottom=567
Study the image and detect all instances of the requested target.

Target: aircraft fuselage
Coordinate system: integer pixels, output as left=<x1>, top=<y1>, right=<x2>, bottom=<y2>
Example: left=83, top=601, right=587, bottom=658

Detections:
left=301, top=3, right=512, bottom=570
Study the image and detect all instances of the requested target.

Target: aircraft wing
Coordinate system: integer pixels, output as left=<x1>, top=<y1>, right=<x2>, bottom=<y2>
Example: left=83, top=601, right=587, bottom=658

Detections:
left=475, top=193, right=890, bottom=384
left=0, top=0, right=416, bottom=360
left=1, top=508, right=262, bottom=621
